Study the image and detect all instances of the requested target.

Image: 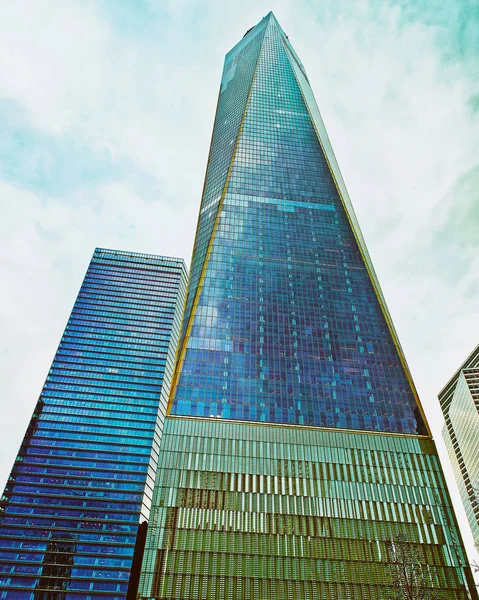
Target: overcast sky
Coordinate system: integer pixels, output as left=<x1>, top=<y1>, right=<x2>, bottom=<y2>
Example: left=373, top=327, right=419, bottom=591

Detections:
left=1, top=0, right=478, bottom=562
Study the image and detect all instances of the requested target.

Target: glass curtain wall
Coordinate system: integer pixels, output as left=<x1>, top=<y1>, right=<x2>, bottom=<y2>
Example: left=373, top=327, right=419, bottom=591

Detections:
left=139, top=13, right=477, bottom=600
left=0, top=248, right=187, bottom=600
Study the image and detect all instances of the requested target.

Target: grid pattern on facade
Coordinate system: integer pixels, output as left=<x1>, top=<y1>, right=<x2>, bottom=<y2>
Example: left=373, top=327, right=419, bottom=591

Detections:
left=440, top=345, right=479, bottom=547
left=139, top=13, right=477, bottom=600
left=170, top=14, right=426, bottom=435
left=0, top=248, right=187, bottom=600
left=138, top=417, right=474, bottom=600
left=178, top=16, right=269, bottom=360
left=463, top=369, right=479, bottom=400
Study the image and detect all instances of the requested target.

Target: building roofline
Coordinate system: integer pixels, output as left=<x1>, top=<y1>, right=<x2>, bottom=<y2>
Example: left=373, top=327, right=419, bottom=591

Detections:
left=438, top=343, right=479, bottom=398
left=94, top=247, right=186, bottom=267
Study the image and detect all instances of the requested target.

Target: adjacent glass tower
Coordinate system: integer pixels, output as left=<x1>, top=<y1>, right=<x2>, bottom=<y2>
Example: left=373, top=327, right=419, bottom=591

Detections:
left=139, top=13, right=477, bottom=599
left=0, top=248, right=187, bottom=600
left=440, top=344, right=479, bottom=547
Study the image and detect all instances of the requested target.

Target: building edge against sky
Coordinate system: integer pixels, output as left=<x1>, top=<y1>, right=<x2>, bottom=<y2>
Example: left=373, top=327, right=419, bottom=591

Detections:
left=138, top=12, right=477, bottom=600
left=0, top=248, right=187, bottom=599
left=440, top=344, right=479, bottom=549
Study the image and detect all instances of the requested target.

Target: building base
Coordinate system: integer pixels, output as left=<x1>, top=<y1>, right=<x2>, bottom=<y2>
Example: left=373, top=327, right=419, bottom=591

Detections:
left=138, top=416, right=477, bottom=599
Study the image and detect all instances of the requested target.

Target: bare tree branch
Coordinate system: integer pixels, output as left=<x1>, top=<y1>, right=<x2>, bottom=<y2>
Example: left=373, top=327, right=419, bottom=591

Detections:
left=385, top=534, right=444, bottom=600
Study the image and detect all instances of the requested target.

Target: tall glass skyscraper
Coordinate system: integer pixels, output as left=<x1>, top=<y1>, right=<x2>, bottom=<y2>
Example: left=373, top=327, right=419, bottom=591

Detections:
left=138, top=13, right=477, bottom=599
left=440, top=344, right=479, bottom=548
left=0, top=248, right=187, bottom=600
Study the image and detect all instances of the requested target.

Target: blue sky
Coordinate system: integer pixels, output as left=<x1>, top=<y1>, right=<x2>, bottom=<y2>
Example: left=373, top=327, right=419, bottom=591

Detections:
left=1, top=0, right=478, bottom=559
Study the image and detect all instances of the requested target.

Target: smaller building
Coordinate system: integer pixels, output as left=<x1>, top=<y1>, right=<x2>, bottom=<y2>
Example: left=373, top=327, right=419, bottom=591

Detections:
left=440, top=344, right=479, bottom=546
left=0, top=248, right=187, bottom=600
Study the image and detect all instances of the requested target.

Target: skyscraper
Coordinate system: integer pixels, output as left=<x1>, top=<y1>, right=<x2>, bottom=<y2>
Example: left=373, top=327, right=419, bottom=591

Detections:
left=138, top=13, right=477, bottom=599
left=0, top=248, right=187, bottom=600
left=440, top=344, right=479, bottom=548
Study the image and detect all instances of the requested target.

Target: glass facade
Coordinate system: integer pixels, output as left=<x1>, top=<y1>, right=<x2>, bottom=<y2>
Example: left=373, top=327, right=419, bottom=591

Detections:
left=139, top=418, right=474, bottom=599
left=170, top=12, right=426, bottom=435
left=0, top=248, right=187, bottom=600
left=139, top=12, right=478, bottom=600
left=440, top=345, right=479, bottom=547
